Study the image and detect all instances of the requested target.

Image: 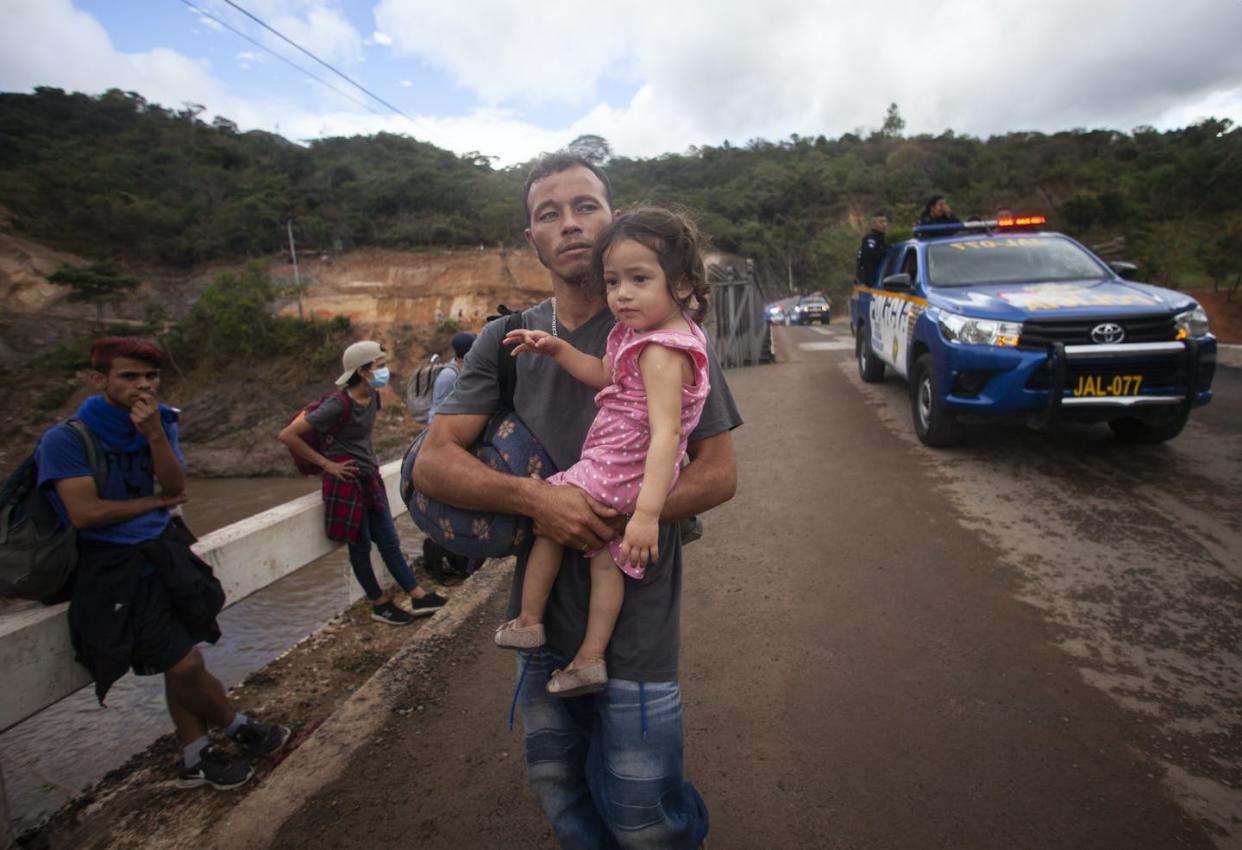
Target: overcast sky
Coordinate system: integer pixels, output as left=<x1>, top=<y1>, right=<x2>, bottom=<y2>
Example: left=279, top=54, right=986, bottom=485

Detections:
left=3, top=0, right=1241, bottom=165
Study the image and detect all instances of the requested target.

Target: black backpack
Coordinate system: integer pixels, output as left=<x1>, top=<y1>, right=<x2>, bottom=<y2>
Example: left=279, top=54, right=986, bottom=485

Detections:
left=0, top=420, right=107, bottom=602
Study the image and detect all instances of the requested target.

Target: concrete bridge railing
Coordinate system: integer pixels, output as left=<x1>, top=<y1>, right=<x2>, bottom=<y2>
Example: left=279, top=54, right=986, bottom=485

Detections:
left=0, top=459, right=404, bottom=846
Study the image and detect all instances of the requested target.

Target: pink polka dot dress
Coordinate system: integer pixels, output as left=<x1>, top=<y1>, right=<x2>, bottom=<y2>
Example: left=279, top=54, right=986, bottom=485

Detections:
left=546, top=317, right=712, bottom=579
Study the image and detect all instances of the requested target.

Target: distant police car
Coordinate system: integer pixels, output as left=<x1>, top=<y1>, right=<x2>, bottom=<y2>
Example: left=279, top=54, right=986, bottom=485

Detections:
left=793, top=294, right=832, bottom=325
left=848, top=216, right=1216, bottom=447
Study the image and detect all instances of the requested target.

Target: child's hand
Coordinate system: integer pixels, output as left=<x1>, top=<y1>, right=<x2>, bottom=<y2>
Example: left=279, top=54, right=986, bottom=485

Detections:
left=503, top=329, right=562, bottom=357
left=618, top=511, right=659, bottom=570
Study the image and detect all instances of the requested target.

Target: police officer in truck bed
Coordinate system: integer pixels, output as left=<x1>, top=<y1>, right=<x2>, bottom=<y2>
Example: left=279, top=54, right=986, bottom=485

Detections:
left=855, top=211, right=888, bottom=285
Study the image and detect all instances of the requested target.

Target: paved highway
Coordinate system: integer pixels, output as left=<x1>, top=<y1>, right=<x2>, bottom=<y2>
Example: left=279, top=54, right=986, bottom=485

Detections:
left=268, top=321, right=1240, bottom=849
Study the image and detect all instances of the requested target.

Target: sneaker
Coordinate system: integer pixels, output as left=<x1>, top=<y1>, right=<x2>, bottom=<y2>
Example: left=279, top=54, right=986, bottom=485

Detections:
left=494, top=618, right=546, bottom=650
left=372, top=601, right=415, bottom=625
left=408, top=591, right=447, bottom=617
left=176, top=746, right=254, bottom=790
left=232, top=720, right=291, bottom=760
left=546, top=660, right=608, bottom=698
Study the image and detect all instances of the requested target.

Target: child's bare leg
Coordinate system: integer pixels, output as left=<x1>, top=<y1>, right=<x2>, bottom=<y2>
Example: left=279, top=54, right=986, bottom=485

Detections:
left=517, top=535, right=563, bottom=628
left=566, top=551, right=624, bottom=670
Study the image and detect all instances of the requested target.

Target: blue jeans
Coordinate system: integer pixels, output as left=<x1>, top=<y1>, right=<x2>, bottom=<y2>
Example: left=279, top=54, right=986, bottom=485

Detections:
left=346, top=508, right=417, bottom=600
left=516, top=650, right=708, bottom=849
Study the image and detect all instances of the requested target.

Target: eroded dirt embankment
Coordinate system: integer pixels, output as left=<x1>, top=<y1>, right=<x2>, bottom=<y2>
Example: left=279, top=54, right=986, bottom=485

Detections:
left=0, top=241, right=551, bottom=477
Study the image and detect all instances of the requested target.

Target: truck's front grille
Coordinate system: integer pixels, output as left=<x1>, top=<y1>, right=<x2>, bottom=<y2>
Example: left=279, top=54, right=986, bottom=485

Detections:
left=1019, top=313, right=1177, bottom=348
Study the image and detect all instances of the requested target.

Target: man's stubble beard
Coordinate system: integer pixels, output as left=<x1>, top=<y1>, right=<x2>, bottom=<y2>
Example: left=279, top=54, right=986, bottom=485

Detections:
left=534, top=244, right=601, bottom=295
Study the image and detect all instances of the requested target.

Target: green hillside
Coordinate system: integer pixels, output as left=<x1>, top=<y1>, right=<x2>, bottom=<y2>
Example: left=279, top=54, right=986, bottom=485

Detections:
left=2, top=87, right=1239, bottom=309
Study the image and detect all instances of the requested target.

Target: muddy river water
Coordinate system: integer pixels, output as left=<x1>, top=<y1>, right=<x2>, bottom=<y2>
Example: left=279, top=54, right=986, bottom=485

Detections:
left=1, top=476, right=427, bottom=831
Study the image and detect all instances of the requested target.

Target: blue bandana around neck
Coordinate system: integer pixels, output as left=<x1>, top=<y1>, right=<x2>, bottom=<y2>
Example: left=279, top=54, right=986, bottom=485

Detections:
left=77, top=394, right=179, bottom=453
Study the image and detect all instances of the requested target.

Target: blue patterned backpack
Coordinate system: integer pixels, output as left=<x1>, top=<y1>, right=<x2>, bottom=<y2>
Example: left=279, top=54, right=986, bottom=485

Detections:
left=401, top=310, right=556, bottom=558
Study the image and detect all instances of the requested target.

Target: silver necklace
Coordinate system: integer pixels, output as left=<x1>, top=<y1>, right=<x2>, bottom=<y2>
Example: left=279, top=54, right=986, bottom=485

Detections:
left=551, top=297, right=559, bottom=339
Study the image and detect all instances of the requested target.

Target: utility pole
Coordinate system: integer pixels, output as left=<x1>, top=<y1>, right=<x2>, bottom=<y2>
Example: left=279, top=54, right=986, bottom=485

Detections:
left=287, top=219, right=303, bottom=319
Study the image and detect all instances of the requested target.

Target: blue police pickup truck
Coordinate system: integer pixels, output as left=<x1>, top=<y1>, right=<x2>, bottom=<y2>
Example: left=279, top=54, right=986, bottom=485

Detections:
left=849, top=216, right=1216, bottom=447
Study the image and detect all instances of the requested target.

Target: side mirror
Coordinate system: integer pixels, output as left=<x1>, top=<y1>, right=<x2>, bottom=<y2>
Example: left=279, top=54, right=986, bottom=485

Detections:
left=882, top=272, right=912, bottom=291
left=1109, top=261, right=1139, bottom=281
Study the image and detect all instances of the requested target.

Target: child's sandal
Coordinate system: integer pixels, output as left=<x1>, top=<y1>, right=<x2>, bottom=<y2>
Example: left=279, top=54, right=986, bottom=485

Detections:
left=494, top=619, right=545, bottom=650
left=546, top=660, right=608, bottom=697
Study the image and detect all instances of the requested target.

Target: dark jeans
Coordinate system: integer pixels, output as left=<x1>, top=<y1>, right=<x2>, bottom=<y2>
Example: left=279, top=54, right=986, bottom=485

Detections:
left=347, top=508, right=417, bottom=600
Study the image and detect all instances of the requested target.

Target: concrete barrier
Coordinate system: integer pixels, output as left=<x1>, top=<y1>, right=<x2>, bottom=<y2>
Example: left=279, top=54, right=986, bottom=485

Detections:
left=0, top=460, right=405, bottom=842
left=0, top=459, right=403, bottom=733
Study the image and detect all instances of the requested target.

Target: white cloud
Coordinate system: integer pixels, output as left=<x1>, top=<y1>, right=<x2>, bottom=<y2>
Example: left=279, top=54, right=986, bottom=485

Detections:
left=372, top=31, right=393, bottom=47
left=2, top=0, right=223, bottom=107
left=264, top=5, right=362, bottom=68
left=0, top=0, right=331, bottom=136
left=373, top=0, right=1242, bottom=156
left=2, top=0, right=1240, bottom=168
left=373, top=0, right=636, bottom=105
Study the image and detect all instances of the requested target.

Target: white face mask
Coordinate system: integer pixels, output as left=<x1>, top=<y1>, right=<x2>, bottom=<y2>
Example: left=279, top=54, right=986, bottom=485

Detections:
left=367, top=367, right=390, bottom=389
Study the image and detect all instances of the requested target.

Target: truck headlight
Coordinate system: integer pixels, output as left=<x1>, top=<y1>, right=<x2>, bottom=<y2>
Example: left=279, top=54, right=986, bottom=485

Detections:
left=938, top=312, right=1022, bottom=347
left=1174, top=304, right=1210, bottom=338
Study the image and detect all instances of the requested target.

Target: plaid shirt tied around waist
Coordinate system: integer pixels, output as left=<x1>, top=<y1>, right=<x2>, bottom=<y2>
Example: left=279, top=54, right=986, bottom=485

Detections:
left=322, top=460, right=388, bottom=544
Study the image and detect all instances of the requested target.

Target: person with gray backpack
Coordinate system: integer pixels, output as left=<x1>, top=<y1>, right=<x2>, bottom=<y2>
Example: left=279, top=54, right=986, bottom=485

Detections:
left=410, top=332, right=477, bottom=579
left=405, top=331, right=476, bottom=424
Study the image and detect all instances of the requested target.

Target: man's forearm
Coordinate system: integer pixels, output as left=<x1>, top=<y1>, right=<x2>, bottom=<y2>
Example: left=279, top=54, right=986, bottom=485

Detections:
left=660, top=431, right=737, bottom=523
left=73, top=495, right=173, bottom=528
left=414, top=438, right=542, bottom=515
left=414, top=415, right=621, bottom=550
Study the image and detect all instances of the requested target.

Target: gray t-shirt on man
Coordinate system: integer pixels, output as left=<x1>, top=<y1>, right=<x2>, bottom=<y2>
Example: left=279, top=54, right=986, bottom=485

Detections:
left=304, top=392, right=380, bottom=470
left=437, top=298, right=743, bottom=680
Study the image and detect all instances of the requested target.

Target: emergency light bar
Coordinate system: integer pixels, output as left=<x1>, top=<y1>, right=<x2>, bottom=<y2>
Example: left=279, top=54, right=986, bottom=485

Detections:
left=913, top=215, right=1048, bottom=239
left=996, top=215, right=1046, bottom=227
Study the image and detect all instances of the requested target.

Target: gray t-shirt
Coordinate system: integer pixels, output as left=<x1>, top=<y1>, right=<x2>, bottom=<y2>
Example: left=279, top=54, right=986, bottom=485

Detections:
left=304, top=391, right=380, bottom=470
left=438, top=299, right=743, bottom=680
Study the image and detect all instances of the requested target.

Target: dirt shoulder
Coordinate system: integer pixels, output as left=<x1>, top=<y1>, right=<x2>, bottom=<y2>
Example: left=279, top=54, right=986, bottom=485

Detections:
left=1195, top=290, right=1242, bottom=343
left=15, top=561, right=509, bottom=850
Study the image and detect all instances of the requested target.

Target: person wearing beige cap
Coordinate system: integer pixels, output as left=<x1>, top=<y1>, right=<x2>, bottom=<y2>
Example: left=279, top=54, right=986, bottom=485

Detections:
left=279, top=340, right=446, bottom=625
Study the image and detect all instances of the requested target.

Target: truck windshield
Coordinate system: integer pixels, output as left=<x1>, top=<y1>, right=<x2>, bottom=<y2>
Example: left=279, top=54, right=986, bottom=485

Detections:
left=927, top=236, right=1107, bottom=287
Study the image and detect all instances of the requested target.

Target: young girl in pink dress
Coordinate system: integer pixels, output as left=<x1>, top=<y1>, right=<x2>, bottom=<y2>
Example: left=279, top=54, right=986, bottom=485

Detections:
left=494, top=206, right=712, bottom=697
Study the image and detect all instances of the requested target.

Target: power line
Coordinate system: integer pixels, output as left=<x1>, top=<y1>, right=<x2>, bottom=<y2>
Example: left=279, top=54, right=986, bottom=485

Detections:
left=179, top=0, right=384, bottom=117
left=219, top=0, right=418, bottom=124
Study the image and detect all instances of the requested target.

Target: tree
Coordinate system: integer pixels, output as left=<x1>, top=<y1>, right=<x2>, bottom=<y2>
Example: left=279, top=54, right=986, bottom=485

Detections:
left=567, top=134, right=613, bottom=165
left=881, top=103, right=906, bottom=138
left=48, top=261, right=139, bottom=321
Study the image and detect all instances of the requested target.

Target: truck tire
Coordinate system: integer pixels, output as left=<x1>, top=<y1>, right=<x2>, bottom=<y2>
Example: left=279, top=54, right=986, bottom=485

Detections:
left=856, top=328, right=885, bottom=383
left=1108, top=407, right=1190, bottom=444
left=911, top=353, right=964, bottom=447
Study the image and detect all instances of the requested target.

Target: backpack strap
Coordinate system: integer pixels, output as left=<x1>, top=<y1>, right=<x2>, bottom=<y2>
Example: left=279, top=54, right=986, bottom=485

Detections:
left=327, top=390, right=354, bottom=440
left=63, top=419, right=108, bottom=496
left=498, top=310, right=524, bottom=410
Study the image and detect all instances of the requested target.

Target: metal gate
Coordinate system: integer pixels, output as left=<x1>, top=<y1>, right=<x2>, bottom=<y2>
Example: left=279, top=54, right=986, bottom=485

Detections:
left=705, top=267, right=769, bottom=369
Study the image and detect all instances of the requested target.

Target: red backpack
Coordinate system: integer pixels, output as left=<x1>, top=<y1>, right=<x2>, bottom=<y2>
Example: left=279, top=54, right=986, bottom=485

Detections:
left=285, top=390, right=358, bottom=475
